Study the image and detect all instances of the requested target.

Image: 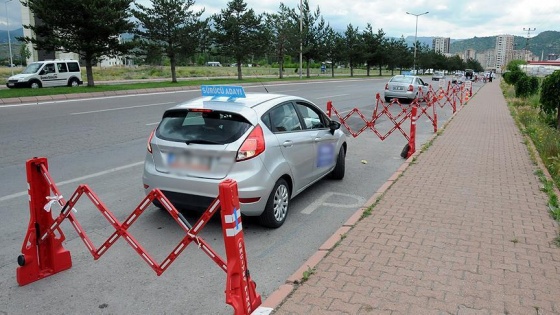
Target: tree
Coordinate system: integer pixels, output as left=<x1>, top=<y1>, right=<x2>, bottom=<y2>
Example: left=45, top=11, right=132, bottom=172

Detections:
left=212, top=0, right=268, bottom=80
left=265, top=4, right=298, bottom=79
left=19, top=0, right=135, bottom=87
left=19, top=45, right=31, bottom=66
left=344, top=24, right=363, bottom=77
left=540, top=70, right=560, bottom=129
left=323, top=25, right=344, bottom=78
left=506, top=60, right=527, bottom=72
left=362, top=25, right=385, bottom=76
left=133, top=0, right=209, bottom=83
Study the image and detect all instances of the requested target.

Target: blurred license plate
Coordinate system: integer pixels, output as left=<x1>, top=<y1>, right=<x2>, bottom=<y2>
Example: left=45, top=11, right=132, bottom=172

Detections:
left=168, top=152, right=211, bottom=171
left=7, top=83, right=14, bottom=87
left=393, top=86, right=404, bottom=90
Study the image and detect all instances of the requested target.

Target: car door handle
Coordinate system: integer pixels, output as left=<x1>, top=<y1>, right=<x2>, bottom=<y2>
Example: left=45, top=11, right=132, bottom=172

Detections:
left=282, top=140, right=293, bottom=147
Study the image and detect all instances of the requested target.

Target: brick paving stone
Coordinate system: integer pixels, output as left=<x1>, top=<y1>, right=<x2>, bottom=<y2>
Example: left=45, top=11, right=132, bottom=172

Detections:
left=272, top=79, right=560, bottom=314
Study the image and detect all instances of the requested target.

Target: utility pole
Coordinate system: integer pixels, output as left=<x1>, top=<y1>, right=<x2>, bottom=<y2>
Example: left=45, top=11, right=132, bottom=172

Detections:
left=299, top=0, right=303, bottom=79
left=406, top=11, right=429, bottom=74
left=523, top=27, right=536, bottom=62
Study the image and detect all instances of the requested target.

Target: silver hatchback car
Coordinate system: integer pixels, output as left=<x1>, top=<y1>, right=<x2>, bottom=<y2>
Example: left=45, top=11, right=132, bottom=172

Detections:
left=383, top=75, right=429, bottom=102
left=143, top=86, right=347, bottom=228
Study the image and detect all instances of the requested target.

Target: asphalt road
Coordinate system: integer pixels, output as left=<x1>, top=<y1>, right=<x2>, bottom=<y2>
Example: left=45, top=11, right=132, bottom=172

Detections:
left=0, top=77, right=481, bottom=314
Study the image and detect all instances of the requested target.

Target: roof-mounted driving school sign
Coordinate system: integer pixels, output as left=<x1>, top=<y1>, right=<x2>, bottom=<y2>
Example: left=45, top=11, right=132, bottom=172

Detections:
left=201, top=85, right=246, bottom=101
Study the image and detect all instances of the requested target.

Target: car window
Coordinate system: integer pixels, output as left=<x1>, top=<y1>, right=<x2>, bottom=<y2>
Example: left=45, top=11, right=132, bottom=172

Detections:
left=391, top=76, right=413, bottom=84
left=67, top=62, right=80, bottom=72
left=157, top=109, right=251, bottom=144
left=417, top=78, right=425, bottom=85
left=44, top=63, right=55, bottom=74
left=57, top=63, right=68, bottom=73
left=22, top=63, right=42, bottom=74
left=265, top=103, right=302, bottom=133
left=294, top=101, right=327, bottom=130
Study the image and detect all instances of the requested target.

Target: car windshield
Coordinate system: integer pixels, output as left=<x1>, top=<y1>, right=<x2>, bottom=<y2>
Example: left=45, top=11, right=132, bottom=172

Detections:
left=157, top=109, right=251, bottom=145
left=21, top=63, right=43, bottom=74
left=391, top=76, right=413, bottom=84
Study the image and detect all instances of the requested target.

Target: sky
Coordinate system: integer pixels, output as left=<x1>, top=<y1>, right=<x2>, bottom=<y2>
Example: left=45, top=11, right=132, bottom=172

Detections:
left=2, top=0, right=559, bottom=40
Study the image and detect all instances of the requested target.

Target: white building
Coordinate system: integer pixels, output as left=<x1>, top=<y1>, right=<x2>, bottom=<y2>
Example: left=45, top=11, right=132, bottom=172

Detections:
left=495, top=35, right=514, bottom=72
left=433, top=37, right=450, bottom=54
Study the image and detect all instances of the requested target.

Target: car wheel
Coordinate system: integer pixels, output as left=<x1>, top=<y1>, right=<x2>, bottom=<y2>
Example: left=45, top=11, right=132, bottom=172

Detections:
left=259, top=178, right=290, bottom=228
left=68, top=78, right=79, bottom=87
left=30, top=80, right=42, bottom=89
left=384, top=97, right=391, bottom=103
left=330, top=147, right=345, bottom=180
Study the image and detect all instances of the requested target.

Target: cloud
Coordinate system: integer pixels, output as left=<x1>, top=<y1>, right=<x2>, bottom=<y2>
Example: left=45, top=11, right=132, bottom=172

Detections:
left=3, top=0, right=559, bottom=41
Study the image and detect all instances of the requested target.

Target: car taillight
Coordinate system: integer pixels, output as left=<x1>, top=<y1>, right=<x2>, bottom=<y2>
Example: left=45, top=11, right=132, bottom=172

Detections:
left=237, top=125, right=265, bottom=161
left=384, top=83, right=388, bottom=90
left=407, top=85, right=414, bottom=91
left=147, top=129, right=155, bottom=153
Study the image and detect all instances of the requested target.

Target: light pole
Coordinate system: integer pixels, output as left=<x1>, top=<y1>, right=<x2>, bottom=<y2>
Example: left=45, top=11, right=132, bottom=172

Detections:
left=299, top=0, right=303, bottom=79
left=406, top=11, right=428, bottom=74
left=5, top=0, right=13, bottom=75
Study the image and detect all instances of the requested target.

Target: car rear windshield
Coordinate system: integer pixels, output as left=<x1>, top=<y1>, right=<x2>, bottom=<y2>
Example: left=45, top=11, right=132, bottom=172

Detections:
left=391, top=76, right=413, bottom=83
left=156, top=109, right=252, bottom=145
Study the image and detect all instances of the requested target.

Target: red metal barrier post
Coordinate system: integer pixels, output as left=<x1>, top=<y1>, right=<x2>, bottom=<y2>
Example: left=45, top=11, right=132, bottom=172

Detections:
left=219, top=179, right=262, bottom=315
left=17, top=157, right=72, bottom=286
left=407, top=105, right=418, bottom=158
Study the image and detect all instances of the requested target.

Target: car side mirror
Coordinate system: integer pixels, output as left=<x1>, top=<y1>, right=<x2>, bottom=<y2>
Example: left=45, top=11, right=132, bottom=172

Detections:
left=329, top=120, right=341, bottom=135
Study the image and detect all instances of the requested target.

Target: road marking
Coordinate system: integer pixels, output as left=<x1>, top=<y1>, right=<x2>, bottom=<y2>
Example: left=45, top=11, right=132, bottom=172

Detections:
left=146, top=122, right=159, bottom=126
left=316, top=94, right=349, bottom=100
left=71, top=102, right=174, bottom=115
left=0, top=161, right=144, bottom=202
left=301, top=192, right=366, bottom=214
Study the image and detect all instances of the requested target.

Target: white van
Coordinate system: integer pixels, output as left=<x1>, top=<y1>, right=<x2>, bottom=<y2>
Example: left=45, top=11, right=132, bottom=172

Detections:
left=206, top=61, right=222, bottom=67
left=6, top=60, right=83, bottom=89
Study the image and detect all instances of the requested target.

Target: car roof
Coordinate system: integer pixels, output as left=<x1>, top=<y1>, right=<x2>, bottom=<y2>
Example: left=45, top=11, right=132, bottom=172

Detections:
left=168, top=93, right=311, bottom=125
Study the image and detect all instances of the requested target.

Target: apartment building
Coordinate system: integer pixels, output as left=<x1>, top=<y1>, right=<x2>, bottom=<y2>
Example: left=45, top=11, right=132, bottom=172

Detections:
left=495, top=34, right=514, bottom=71
left=433, top=37, right=451, bottom=54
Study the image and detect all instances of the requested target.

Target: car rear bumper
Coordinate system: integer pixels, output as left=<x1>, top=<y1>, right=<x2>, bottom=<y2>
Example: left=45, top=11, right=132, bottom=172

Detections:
left=383, top=90, right=416, bottom=100
left=142, top=155, right=272, bottom=216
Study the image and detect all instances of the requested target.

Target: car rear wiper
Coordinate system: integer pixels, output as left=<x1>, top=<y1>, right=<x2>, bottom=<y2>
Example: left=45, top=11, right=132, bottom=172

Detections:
left=185, top=139, right=220, bottom=145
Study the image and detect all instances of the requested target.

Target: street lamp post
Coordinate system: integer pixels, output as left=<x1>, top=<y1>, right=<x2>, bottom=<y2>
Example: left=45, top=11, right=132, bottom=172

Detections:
left=299, top=0, right=302, bottom=79
left=5, top=0, right=13, bottom=75
left=406, top=11, right=428, bottom=74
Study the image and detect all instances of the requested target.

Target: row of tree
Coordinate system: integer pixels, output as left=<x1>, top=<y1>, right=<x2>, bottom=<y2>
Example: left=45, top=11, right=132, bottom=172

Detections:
left=20, top=0, right=483, bottom=87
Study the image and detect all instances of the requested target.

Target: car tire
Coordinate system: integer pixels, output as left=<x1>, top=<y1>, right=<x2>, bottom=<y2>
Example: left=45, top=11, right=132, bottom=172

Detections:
left=258, top=178, right=290, bottom=228
left=330, top=147, right=345, bottom=180
left=29, top=80, right=42, bottom=89
left=384, top=97, right=391, bottom=103
left=68, top=78, right=79, bottom=87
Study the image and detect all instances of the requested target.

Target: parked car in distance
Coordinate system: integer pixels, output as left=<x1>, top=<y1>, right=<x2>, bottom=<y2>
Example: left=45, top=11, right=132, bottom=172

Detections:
left=452, top=74, right=465, bottom=84
left=432, top=71, right=445, bottom=81
left=383, top=75, right=429, bottom=103
left=143, top=85, right=347, bottom=228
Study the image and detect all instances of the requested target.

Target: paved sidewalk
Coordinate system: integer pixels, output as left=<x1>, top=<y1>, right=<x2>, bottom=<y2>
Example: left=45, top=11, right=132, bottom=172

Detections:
left=272, top=79, right=560, bottom=314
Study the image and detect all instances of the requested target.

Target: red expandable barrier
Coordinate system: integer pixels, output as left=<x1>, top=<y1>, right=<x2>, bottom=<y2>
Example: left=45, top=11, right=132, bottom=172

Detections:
left=16, top=157, right=261, bottom=315
left=17, top=157, right=72, bottom=286
left=219, top=179, right=262, bottom=315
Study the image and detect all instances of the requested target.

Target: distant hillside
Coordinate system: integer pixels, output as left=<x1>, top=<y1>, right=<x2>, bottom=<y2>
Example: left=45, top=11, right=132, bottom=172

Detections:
left=0, top=28, right=23, bottom=43
left=450, top=31, right=560, bottom=58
